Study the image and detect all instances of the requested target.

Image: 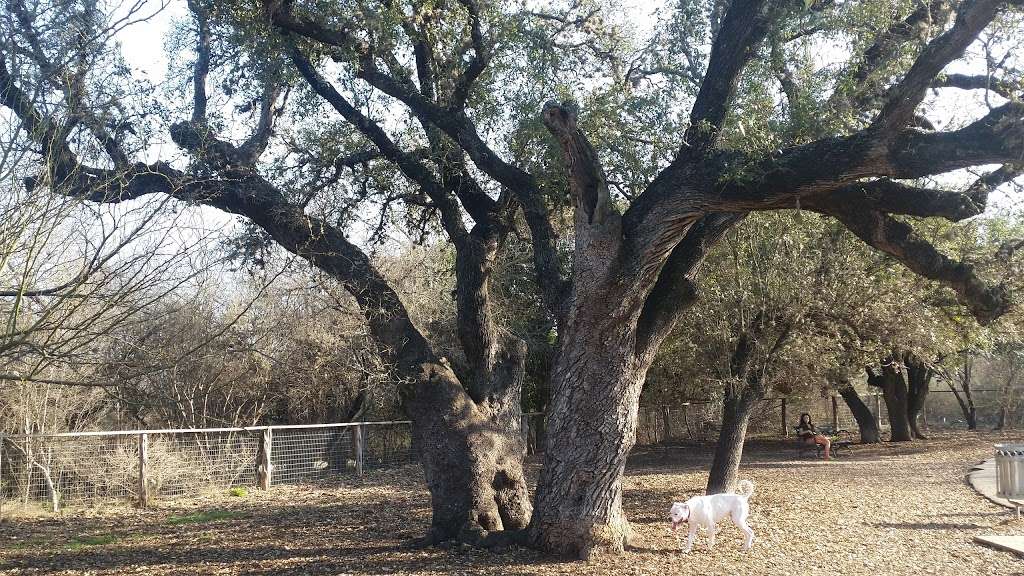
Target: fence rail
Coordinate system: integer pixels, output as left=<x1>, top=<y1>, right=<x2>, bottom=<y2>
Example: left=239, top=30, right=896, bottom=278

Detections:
left=0, top=421, right=416, bottom=514
left=0, top=396, right=894, bottom=515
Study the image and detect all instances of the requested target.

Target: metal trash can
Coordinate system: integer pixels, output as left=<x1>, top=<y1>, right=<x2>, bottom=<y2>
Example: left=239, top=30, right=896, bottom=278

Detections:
left=995, top=443, right=1024, bottom=500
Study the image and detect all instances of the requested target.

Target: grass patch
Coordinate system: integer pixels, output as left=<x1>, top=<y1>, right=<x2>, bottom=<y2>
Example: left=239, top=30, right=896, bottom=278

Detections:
left=5, top=538, right=46, bottom=550
left=67, top=534, right=118, bottom=550
left=229, top=486, right=248, bottom=498
left=167, top=509, right=241, bottom=525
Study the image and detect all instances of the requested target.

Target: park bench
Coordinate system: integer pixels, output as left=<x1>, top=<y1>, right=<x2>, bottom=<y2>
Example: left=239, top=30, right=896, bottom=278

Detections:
left=794, top=425, right=853, bottom=458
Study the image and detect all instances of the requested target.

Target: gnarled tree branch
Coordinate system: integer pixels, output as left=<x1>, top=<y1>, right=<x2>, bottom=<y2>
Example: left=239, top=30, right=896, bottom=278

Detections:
left=829, top=208, right=1010, bottom=324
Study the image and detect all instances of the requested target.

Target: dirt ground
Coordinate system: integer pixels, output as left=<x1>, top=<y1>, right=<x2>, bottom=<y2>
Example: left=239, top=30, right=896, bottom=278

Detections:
left=1, top=431, right=1021, bottom=575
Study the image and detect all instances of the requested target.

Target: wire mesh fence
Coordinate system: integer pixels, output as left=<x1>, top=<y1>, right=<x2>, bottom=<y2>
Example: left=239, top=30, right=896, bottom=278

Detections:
left=633, top=393, right=889, bottom=445
left=0, top=421, right=415, bottom=514
left=0, top=396, right=894, bottom=514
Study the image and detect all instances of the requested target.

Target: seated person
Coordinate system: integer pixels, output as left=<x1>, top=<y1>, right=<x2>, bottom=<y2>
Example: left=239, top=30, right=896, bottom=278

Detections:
left=795, top=412, right=831, bottom=460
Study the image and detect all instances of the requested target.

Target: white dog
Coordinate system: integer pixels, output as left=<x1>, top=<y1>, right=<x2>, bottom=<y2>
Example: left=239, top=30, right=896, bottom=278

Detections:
left=668, top=479, right=755, bottom=552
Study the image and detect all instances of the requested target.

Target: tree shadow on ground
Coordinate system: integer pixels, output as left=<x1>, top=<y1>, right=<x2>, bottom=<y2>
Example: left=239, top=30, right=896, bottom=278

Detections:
left=869, top=521, right=989, bottom=530
left=0, top=499, right=567, bottom=576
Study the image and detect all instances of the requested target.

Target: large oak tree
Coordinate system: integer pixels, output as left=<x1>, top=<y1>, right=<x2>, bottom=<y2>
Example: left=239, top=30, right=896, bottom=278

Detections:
left=3, top=0, right=1023, bottom=559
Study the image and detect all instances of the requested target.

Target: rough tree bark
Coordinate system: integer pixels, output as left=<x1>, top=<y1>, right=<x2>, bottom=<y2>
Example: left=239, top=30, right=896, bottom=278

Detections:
left=903, top=351, right=933, bottom=440
left=525, top=102, right=652, bottom=558
left=867, top=358, right=913, bottom=442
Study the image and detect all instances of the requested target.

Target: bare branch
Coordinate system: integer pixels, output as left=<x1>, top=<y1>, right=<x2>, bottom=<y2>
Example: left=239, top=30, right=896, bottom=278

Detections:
left=685, top=0, right=774, bottom=152
left=932, top=72, right=1018, bottom=98
left=288, top=47, right=467, bottom=239
left=450, top=0, right=491, bottom=109
left=187, top=0, right=211, bottom=123
left=872, top=0, right=1003, bottom=134
left=238, top=77, right=286, bottom=163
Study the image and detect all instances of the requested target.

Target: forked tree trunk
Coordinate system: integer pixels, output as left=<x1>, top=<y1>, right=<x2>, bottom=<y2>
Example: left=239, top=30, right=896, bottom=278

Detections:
left=409, top=345, right=532, bottom=543
left=867, top=359, right=912, bottom=442
left=838, top=385, right=881, bottom=443
left=707, top=323, right=774, bottom=494
left=527, top=102, right=742, bottom=558
left=417, top=230, right=534, bottom=544
left=161, top=78, right=533, bottom=547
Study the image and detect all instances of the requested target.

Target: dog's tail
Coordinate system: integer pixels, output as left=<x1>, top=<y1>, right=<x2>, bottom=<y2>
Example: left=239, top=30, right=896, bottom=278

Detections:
left=735, top=479, right=755, bottom=499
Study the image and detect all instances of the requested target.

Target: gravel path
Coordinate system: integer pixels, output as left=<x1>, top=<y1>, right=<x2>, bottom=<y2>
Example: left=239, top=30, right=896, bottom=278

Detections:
left=1, top=431, right=1020, bottom=575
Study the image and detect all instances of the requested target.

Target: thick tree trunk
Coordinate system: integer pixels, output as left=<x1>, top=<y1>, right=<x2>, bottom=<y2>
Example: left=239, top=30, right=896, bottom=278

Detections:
left=707, top=393, right=756, bottom=494
left=838, top=385, right=881, bottom=443
left=867, top=359, right=912, bottom=442
left=528, top=104, right=652, bottom=559
left=416, top=230, right=534, bottom=545
left=409, top=350, right=532, bottom=543
left=904, top=352, right=933, bottom=440
left=707, top=323, right=773, bottom=494
left=527, top=307, right=648, bottom=558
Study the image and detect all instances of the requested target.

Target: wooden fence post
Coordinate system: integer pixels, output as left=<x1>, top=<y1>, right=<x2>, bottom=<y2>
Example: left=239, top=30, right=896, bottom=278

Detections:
left=831, top=396, right=839, bottom=430
left=138, top=433, right=149, bottom=508
left=662, top=406, right=672, bottom=442
left=875, top=394, right=883, bottom=427
left=781, top=398, right=788, bottom=437
left=354, top=425, right=364, bottom=476
left=257, top=428, right=272, bottom=490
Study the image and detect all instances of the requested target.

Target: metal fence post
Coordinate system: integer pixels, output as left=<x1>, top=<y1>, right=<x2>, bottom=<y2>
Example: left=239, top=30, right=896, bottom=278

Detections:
left=355, top=425, right=364, bottom=476
left=875, top=394, right=883, bottom=427
left=257, top=428, right=273, bottom=490
left=138, top=433, right=149, bottom=508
